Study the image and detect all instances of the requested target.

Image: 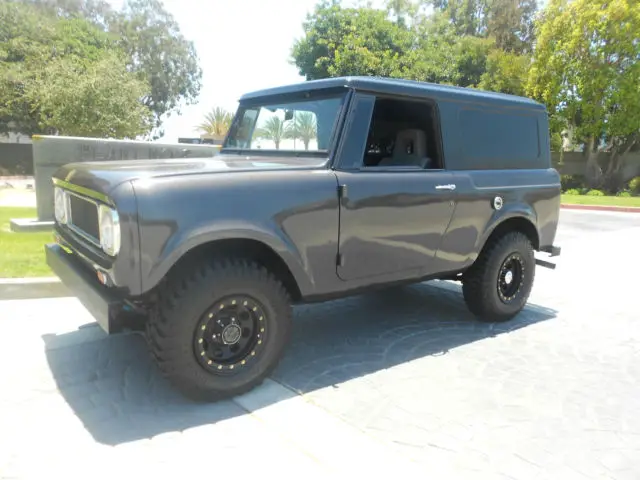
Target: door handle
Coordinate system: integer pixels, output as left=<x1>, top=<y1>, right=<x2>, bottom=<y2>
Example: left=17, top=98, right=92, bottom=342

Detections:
left=435, top=184, right=456, bottom=191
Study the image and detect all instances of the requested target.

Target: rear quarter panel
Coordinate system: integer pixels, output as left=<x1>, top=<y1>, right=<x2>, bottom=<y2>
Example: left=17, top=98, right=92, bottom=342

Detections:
left=432, top=96, right=560, bottom=272
left=436, top=168, right=561, bottom=271
left=132, top=169, right=340, bottom=297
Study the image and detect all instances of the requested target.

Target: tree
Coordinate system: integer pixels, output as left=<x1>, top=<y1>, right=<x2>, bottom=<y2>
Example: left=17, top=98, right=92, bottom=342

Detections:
left=478, top=49, right=529, bottom=96
left=285, top=112, right=317, bottom=150
left=0, top=1, right=152, bottom=138
left=197, top=107, right=233, bottom=140
left=26, top=51, right=153, bottom=137
left=16, top=0, right=203, bottom=134
left=405, top=12, right=493, bottom=87
left=428, top=0, right=537, bottom=53
left=527, top=0, right=640, bottom=190
left=255, top=116, right=288, bottom=150
left=291, top=1, right=414, bottom=80
left=428, top=0, right=489, bottom=36
left=486, top=0, right=537, bottom=54
left=108, top=0, right=202, bottom=132
left=291, top=1, right=522, bottom=91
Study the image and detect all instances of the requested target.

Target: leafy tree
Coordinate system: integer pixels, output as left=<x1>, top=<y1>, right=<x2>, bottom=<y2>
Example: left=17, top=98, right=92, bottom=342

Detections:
left=291, top=1, right=518, bottom=91
left=197, top=107, right=233, bottom=139
left=0, top=1, right=152, bottom=138
left=26, top=51, right=153, bottom=137
left=15, top=0, right=203, bottom=133
left=428, top=0, right=489, bottom=36
left=108, top=0, right=202, bottom=132
left=486, top=0, right=537, bottom=54
left=255, top=116, right=289, bottom=150
left=397, top=12, right=493, bottom=87
left=285, top=112, right=317, bottom=150
left=527, top=0, right=640, bottom=190
left=428, top=0, right=536, bottom=53
left=291, top=0, right=414, bottom=80
left=478, top=49, right=529, bottom=96
left=385, top=0, right=422, bottom=27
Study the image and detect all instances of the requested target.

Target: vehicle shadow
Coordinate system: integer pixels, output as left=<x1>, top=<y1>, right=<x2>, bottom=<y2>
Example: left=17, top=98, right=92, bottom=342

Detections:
left=42, top=280, right=557, bottom=446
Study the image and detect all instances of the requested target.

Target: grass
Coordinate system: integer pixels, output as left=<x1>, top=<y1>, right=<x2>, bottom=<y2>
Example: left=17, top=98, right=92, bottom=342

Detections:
left=0, top=207, right=52, bottom=277
left=561, top=194, right=640, bottom=207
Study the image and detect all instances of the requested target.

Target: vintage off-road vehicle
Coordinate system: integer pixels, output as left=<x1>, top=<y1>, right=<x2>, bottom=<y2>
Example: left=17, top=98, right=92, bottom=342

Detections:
left=46, top=77, right=561, bottom=401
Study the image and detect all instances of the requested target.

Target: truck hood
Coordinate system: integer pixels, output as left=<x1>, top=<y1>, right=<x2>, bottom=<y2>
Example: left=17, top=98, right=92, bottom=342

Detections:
left=53, top=153, right=326, bottom=196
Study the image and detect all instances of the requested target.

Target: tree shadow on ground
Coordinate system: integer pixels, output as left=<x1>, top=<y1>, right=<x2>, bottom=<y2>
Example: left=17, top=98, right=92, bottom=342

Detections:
left=43, top=280, right=557, bottom=446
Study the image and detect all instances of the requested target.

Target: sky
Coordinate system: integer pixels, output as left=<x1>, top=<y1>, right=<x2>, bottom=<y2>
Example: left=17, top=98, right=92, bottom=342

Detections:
left=108, top=0, right=385, bottom=142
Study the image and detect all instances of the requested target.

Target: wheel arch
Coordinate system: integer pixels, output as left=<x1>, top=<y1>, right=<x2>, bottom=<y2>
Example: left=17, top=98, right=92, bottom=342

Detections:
left=165, top=238, right=304, bottom=302
left=478, top=214, right=540, bottom=259
left=144, top=232, right=313, bottom=302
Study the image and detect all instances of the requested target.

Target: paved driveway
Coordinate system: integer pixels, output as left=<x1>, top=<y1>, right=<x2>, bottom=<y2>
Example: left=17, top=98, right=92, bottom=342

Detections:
left=1, top=210, right=639, bottom=479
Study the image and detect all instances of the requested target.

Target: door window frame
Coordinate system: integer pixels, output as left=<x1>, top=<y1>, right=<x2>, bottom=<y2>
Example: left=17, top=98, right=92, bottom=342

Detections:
left=332, top=91, right=448, bottom=172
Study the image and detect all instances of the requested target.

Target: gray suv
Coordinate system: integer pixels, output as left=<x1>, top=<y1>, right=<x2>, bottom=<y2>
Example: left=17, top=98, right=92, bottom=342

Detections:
left=46, top=76, right=562, bottom=401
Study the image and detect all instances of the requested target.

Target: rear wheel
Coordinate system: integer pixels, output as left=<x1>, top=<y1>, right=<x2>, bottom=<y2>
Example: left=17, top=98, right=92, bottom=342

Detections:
left=462, top=231, right=535, bottom=322
left=146, top=258, right=292, bottom=401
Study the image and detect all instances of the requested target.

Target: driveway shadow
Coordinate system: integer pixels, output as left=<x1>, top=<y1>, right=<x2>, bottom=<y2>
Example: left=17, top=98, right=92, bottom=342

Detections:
left=43, top=280, right=557, bottom=445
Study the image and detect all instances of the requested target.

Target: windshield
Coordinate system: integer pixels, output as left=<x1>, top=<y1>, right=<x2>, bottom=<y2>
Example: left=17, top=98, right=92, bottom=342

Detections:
left=224, top=93, right=346, bottom=153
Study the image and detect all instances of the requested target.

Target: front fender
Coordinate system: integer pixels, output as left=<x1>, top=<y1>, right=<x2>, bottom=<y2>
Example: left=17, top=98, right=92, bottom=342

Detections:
left=140, top=219, right=313, bottom=296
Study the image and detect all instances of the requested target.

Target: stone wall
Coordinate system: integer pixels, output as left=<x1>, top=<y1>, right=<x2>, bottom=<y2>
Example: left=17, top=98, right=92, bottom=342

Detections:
left=32, top=135, right=221, bottom=221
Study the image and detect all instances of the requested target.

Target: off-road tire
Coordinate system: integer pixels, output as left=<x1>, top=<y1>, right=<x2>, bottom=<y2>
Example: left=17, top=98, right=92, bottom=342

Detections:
left=462, top=231, right=535, bottom=323
left=146, top=258, right=292, bottom=402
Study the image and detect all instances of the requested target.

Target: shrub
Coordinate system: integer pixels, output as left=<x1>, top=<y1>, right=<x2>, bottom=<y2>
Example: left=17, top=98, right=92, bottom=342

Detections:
left=564, top=188, right=582, bottom=195
left=617, top=191, right=632, bottom=197
left=561, top=174, right=585, bottom=192
left=586, top=189, right=605, bottom=196
left=628, top=176, right=640, bottom=196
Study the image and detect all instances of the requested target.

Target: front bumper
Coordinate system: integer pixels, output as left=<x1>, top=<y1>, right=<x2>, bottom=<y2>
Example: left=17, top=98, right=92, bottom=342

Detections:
left=45, top=243, right=124, bottom=334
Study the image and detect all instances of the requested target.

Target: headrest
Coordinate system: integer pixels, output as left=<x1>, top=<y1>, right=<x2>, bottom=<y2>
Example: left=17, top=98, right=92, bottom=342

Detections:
left=393, top=129, right=428, bottom=158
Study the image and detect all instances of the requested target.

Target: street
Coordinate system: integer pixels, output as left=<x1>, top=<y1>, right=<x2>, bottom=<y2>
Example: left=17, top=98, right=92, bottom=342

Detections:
left=1, top=209, right=639, bottom=479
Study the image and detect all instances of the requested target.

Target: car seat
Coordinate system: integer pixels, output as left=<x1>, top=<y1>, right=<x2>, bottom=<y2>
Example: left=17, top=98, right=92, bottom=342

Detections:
left=378, top=129, right=433, bottom=168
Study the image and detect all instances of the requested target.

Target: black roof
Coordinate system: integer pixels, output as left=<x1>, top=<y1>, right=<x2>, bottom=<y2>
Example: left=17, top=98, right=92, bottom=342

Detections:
left=240, top=76, right=545, bottom=109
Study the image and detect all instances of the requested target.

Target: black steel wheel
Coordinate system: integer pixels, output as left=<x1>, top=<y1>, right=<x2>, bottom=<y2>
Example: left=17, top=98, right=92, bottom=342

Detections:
left=462, top=231, right=535, bottom=322
left=146, top=258, right=292, bottom=402
left=193, top=295, right=268, bottom=373
left=497, top=253, right=525, bottom=303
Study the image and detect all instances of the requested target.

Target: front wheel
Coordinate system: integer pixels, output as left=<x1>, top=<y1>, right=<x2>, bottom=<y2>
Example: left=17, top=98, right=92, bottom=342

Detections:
left=146, top=258, right=292, bottom=401
left=462, top=231, right=535, bottom=322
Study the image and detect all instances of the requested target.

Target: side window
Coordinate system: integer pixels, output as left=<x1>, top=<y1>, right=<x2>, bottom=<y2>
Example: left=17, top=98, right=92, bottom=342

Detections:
left=459, top=108, right=540, bottom=162
left=362, top=97, right=443, bottom=170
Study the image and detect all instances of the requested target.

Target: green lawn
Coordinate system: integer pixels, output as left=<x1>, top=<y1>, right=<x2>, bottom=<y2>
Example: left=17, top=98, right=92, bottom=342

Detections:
left=0, top=207, right=52, bottom=277
left=561, top=194, right=640, bottom=207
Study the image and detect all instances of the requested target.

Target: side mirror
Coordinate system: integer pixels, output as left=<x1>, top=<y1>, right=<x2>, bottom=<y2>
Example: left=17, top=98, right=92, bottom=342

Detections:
left=284, top=110, right=294, bottom=121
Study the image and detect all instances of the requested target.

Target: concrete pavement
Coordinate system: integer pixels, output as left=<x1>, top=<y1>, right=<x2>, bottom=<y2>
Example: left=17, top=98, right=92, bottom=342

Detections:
left=0, top=209, right=639, bottom=479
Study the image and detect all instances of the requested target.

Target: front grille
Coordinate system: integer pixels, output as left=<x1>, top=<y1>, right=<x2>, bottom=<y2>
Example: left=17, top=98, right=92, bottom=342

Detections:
left=69, top=194, right=100, bottom=242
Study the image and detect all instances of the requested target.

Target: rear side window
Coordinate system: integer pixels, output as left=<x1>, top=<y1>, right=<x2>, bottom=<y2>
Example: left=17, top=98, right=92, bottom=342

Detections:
left=459, top=108, right=540, bottom=163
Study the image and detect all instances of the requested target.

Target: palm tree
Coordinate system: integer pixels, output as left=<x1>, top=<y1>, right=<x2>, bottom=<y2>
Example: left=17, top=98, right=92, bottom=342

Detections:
left=285, top=112, right=317, bottom=150
left=197, top=107, right=233, bottom=140
left=255, top=116, right=287, bottom=149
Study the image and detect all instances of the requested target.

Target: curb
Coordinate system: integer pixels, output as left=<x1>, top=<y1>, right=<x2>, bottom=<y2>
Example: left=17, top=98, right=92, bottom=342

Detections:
left=0, top=277, right=70, bottom=301
left=561, top=203, right=640, bottom=213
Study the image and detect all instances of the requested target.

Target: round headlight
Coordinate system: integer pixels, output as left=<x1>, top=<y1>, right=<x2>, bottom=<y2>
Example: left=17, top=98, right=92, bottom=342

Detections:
left=54, top=187, right=68, bottom=224
left=98, top=204, right=121, bottom=256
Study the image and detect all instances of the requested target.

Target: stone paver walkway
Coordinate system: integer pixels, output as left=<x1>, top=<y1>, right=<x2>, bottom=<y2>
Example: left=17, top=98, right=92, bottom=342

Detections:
left=1, top=210, right=639, bottom=479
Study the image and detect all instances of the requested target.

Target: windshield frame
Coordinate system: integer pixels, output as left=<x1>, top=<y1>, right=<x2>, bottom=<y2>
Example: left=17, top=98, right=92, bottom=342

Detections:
left=221, top=87, right=351, bottom=162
